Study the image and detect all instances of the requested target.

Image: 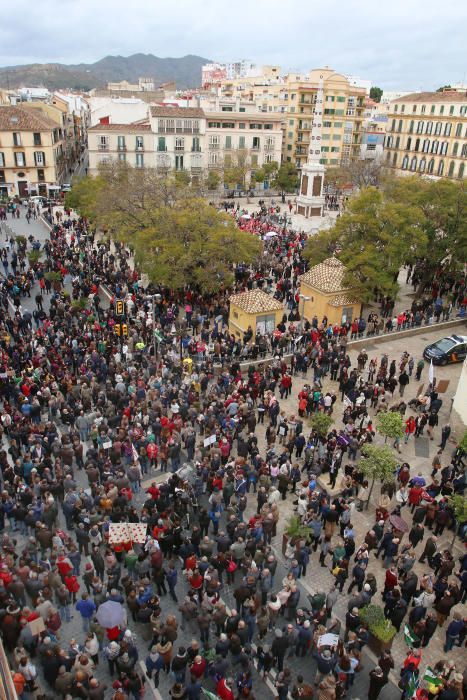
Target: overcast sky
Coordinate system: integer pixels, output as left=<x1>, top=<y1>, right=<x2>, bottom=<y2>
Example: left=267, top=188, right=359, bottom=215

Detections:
left=0, top=0, right=464, bottom=90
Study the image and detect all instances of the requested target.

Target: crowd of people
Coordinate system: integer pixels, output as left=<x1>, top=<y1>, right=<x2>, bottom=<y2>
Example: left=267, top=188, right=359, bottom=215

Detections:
left=0, top=200, right=465, bottom=700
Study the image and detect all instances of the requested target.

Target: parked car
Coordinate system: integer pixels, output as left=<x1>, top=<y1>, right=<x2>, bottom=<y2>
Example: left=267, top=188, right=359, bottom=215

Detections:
left=423, top=334, right=467, bottom=365
left=61, top=183, right=72, bottom=192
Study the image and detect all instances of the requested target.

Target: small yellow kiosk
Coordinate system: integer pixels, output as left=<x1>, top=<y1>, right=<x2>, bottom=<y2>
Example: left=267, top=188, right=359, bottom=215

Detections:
left=229, top=290, right=284, bottom=341
left=299, top=256, right=361, bottom=325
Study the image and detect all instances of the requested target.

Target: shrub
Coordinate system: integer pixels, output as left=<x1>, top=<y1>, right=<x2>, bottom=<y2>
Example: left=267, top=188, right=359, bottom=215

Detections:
left=360, top=604, right=397, bottom=643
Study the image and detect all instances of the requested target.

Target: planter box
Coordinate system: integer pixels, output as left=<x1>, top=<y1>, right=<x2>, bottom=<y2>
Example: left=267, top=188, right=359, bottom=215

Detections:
left=367, top=631, right=394, bottom=656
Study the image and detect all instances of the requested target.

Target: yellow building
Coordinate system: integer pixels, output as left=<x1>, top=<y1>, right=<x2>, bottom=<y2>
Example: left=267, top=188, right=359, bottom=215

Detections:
left=384, top=91, right=467, bottom=179
left=0, top=105, right=65, bottom=198
left=229, top=289, right=284, bottom=341
left=219, top=67, right=367, bottom=168
left=299, top=257, right=361, bottom=325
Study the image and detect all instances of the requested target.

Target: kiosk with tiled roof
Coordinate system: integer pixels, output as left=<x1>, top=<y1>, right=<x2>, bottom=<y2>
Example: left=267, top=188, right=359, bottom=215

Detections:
left=299, top=256, right=362, bottom=325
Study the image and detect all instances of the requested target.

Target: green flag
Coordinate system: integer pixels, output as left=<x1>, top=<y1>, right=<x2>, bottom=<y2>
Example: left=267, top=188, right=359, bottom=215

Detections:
left=404, top=623, right=419, bottom=647
left=202, top=690, right=220, bottom=700
left=406, top=672, right=419, bottom=699
left=423, top=667, right=443, bottom=687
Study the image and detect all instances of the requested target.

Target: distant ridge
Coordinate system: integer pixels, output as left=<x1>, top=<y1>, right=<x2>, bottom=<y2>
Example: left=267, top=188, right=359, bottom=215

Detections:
left=0, top=53, right=211, bottom=90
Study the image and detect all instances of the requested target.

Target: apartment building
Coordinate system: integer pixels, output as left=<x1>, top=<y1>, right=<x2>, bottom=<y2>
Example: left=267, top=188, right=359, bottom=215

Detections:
left=87, top=103, right=282, bottom=188
left=0, top=105, right=65, bottom=198
left=384, top=91, right=467, bottom=179
left=218, top=67, right=367, bottom=168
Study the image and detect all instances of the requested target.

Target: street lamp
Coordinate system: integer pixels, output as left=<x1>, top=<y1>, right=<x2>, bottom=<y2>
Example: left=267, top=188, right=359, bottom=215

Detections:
left=146, top=293, right=161, bottom=358
left=299, top=294, right=311, bottom=332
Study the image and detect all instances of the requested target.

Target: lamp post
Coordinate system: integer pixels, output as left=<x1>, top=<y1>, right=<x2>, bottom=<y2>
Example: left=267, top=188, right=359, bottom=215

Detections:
left=146, top=293, right=161, bottom=359
left=299, top=294, right=311, bottom=332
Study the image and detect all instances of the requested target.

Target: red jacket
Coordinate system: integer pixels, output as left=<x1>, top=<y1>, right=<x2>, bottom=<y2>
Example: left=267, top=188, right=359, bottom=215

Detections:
left=217, top=679, right=235, bottom=700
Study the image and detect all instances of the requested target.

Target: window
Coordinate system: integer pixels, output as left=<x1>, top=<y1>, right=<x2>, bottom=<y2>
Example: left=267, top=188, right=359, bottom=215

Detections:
left=392, top=153, right=397, bottom=166
left=222, top=122, right=235, bottom=129
left=252, top=136, right=260, bottom=149
left=251, top=154, right=258, bottom=166
left=287, top=144, right=292, bottom=151
left=459, top=163, right=465, bottom=178
left=421, top=105, right=426, bottom=114
left=136, top=136, right=144, bottom=150
left=425, top=122, right=433, bottom=135
left=239, top=136, right=245, bottom=149
left=402, top=155, right=409, bottom=170
left=401, top=104, right=405, bottom=113
left=326, top=95, right=335, bottom=102
left=225, top=135, right=232, bottom=149
left=448, top=161, right=455, bottom=177
left=437, top=160, right=444, bottom=176
left=434, top=122, right=442, bottom=135
left=452, top=142, right=458, bottom=156
left=117, top=135, right=126, bottom=150
left=0, top=153, right=4, bottom=167
left=409, top=120, right=414, bottom=133
left=191, top=137, right=200, bottom=152
left=430, top=105, right=435, bottom=114
left=391, top=119, right=396, bottom=131
left=224, top=154, right=232, bottom=166
left=394, top=105, right=398, bottom=113
left=135, top=153, right=144, bottom=168
left=209, top=135, right=220, bottom=148
left=334, top=122, right=343, bottom=128
left=34, top=151, right=45, bottom=166
left=14, top=152, right=25, bottom=167
left=419, top=157, right=426, bottom=172
left=175, top=155, right=183, bottom=170
left=410, top=156, right=417, bottom=171
left=175, top=137, right=184, bottom=151
left=221, top=106, right=233, bottom=112
left=118, top=153, right=126, bottom=162
left=414, top=138, right=420, bottom=151
left=336, top=96, right=346, bottom=102
left=0, top=170, right=5, bottom=183
left=330, top=146, right=340, bottom=152
left=427, top=158, right=435, bottom=174
left=208, top=122, right=221, bottom=128
left=413, top=105, right=417, bottom=113
left=456, top=123, right=462, bottom=137
left=335, top=110, right=345, bottom=116
left=440, top=106, right=444, bottom=115
left=431, top=141, right=439, bottom=154
left=249, top=123, right=263, bottom=129
left=332, top=134, right=341, bottom=140
left=13, top=132, right=21, bottom=146
left=208, top=152, right=219, bottom=165
left=33, top=133, right=41, bottom=146
left=440, top=141, right=448, bottom=155
left=324, top=109, right=335, bottom=115
left=158, top=137, right=166, bottom=152
left=462, top=144, right=467, bottom=158
left=444, top=123, right=451, bottom=136
left=416, top=121, right=424, bottom=134
left=423, top=139, right=430, bottom=153
left=289, top=119, right=294, bottom=125
left=406, top=137, right=412, bottom=150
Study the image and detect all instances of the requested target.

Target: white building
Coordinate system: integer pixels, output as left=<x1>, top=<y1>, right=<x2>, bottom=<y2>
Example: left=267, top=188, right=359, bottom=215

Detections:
left=89, top=97, right=152, bottom=126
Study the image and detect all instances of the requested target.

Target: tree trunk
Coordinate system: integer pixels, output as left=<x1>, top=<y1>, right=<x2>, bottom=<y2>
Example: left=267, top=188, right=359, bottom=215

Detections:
left=415, top=267, right=435, bottom=299
left=365, top=477, right=375, bottom=510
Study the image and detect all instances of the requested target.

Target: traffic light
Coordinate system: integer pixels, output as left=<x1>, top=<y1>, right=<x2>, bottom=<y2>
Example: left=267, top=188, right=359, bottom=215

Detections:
left=114, top=324, right=121, bottom=336
left=122, top=324, right=128, bottom=337
left=115, top=299, right=124, bottom=316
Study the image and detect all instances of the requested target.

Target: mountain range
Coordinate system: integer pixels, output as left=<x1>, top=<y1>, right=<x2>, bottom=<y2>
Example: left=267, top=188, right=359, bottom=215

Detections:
left=0, top=53, right=210, bottom=91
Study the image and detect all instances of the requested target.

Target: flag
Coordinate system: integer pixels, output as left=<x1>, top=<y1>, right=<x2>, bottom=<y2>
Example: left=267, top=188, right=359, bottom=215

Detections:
left=404, top=623, right=419, bottom=647
left=131, top=443, right=139, bottom=463
left=406, top=672, right=419, bottom=699
left=423, top=667, right=443, bottom=687
left=428, top=359, right=434, bottom=385
left=202, top=691, right=220, bottom=700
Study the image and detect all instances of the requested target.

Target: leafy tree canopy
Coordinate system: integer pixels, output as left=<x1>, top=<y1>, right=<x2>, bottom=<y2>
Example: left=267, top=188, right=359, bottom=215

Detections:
left=273, top=162, right=300, bottom=194
left=369, top=87, right=383, bottom=102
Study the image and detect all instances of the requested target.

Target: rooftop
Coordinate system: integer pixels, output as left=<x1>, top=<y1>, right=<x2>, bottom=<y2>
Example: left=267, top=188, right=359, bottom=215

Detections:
left=300, top=256, right=350, bottom=294
left=0, top=105, right=59, bottom=131
left=150, top=105, right=205, bottom=119
left=88, top=123, right=152, bottom=132
left=229, top=289, right=284, bottom=314
left=392, top=91, right=467, bottom=103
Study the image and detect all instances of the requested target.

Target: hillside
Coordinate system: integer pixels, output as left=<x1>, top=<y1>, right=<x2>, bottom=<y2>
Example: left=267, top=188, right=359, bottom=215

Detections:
left=0, top=53, right=210, bottom=90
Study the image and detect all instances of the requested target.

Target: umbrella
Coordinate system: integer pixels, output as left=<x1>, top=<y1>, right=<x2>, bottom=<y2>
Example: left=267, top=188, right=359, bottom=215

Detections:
left=264, top=232, right=278, bottom=239
left=389, top=514, right=409, bottom=533
left=96, top=600, right=125, bottom=628
left=240, top=214, right=251, bottom=219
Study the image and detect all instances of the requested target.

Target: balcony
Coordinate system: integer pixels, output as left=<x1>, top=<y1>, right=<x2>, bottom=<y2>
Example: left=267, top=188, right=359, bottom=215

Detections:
left=117, top=145, right=127, bottom=152
left=209, top=143, right=220, bottom=149
left=157, top=146, right=167, bottom=152
left=264, top=144, right=275, bottom=151
left=136, top=145, right=144, bottom=151
left=191, top=166, right=202, bottom=172
left=175, top=146, right=185, bottom=152
left=98, top=143, right=109, bottom=151
left=191, top=147, right=202, bottom=152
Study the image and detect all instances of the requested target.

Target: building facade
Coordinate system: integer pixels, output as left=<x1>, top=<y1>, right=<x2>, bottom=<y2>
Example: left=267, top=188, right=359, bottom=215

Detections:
left=384, top=91, right=467, bottom=179
left=0, top=105, right=66, bottom=198
left=88, top=103, right=283, bottom=188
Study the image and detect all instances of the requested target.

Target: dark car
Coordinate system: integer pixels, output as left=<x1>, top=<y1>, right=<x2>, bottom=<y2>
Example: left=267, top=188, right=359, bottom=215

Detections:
left=423, top=334, right=467, bottom=365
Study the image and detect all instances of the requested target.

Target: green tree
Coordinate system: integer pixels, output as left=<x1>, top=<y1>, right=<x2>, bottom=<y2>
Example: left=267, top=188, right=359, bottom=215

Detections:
left=223, top=149, right=251, bottom=190
left=303, top=187, right=427, bottom=301
left=459, top=430, right=467, bottom=452
left=124, top=197, right=260, bottom=293
left=272, top=162, right=299, bottom=196
left=436, top=85, right=451, bottom=92
left=325, top=159, right=390, bottom=190
left=376, top=412, right=405, bottom=443
left=359, top=444, right=397, bottom=509
left=447, top=494, right=467, bottom=544
left=309, top=412, right=334, bottom=438
left=206, top=170, right=221, bottom=190
left=65, top=174, right=107, bottom=219
left=383, top=177, right=467, bottom=297
left=254, top=161, right=279, bottom=187
left=174, top=170, right=191, bottom=187
left=369, top=87, right=383, bottom=102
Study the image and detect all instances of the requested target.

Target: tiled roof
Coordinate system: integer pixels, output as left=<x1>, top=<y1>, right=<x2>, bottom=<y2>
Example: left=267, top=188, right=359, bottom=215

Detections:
left=230, top=289, right=284, bottom=314
left=150, top=105, right=205, bottom=119
left=328, top=293, right=359, bottom=307
left=88, top=123, right=152, bottom=132
left=300, top=256, right=348, bottom=294
left=392, top=91, right=467, bottom=103
left=0, top=105, right=58, bottom=131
